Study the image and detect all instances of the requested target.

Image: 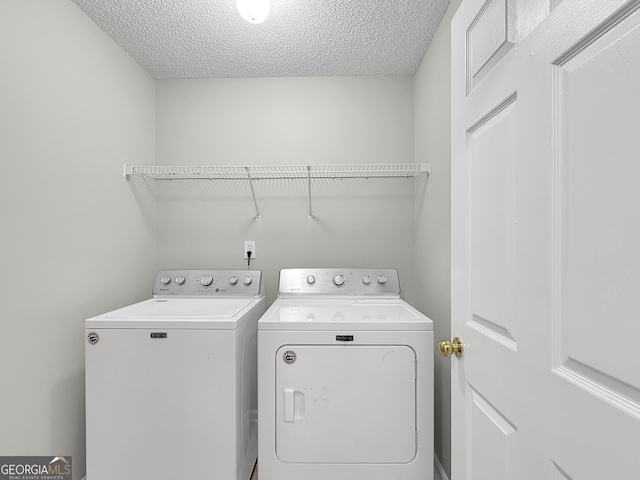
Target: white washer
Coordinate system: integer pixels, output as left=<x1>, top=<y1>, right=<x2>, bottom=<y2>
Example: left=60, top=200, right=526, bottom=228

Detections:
left=258, top=268, right=434, bottom=480
left=85, top=269, right=265, bottom=480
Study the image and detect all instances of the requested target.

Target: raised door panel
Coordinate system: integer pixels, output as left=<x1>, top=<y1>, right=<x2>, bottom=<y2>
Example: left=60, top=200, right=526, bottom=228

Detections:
left=468, top=97, right=518, bottom=351
left=470, top=390, right=517, bottom=480
left=467, top=0, right=516, bottom=92
left=552, top=3, right=640, bottom=419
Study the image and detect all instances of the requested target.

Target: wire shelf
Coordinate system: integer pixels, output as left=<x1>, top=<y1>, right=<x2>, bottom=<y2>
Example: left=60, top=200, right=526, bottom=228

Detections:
left=123, top=163, right=430, bottom=220
left=124, top=163, right=430, bottom=180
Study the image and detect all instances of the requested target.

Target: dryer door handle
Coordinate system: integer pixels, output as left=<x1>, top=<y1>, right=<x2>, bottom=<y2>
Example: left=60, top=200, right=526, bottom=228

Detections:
left=284, top=388, right=295, bottom=422
left=283, top=388, right=305, bottom=422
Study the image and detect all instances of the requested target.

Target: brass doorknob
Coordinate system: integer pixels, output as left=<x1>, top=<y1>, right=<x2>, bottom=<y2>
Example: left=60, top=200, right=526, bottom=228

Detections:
left=438, top=337, right=463, bottom=358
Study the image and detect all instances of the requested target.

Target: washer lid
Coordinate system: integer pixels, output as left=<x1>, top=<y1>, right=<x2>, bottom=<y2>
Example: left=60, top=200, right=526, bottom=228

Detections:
left=257, top=299, right=433, bottom=331
left=86, top=297, right=264, bottom=329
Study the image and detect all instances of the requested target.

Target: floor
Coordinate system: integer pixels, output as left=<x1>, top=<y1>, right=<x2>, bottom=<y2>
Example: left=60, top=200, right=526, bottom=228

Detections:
left=250, top=463, right=442, bottom=480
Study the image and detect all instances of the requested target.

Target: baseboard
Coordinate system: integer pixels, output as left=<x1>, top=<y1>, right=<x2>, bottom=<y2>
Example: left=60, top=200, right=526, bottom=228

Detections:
left=434, top=453, right=449, bottom=480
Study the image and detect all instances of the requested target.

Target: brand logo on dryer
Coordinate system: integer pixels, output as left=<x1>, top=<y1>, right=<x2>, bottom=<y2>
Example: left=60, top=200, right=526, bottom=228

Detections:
left=282, top=350, right=297, bottom=364
left=336, top=335, right=354, bottom=342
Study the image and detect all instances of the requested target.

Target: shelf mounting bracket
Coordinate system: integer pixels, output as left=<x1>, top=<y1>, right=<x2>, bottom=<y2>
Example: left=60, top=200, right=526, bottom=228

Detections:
left=245, top=167, right=261, bottom=220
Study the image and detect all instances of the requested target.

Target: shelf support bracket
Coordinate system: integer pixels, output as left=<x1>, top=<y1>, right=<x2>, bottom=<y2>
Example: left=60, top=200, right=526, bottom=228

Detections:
left=307, top=166, right=313, bottom=220
left=245, top=167, right=261, bottom=220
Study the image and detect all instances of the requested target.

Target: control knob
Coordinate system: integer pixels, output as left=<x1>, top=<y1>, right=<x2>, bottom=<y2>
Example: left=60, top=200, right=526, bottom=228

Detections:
left=229, top=276, right=238, bottom=285
left=377, top=275, right=387, bottom=285
left=333, top=274, right=345, bottom=286
left=200, top=275, right=213, bottom=287
left=243, top=276, right=253, bottom=285
left=160, top=276, right=171, bottom=285
left=307, top=275, right=316, bottom=285
left=362, top=275, right=372, bottom=285
left=175, top=277, right=185, bottom=285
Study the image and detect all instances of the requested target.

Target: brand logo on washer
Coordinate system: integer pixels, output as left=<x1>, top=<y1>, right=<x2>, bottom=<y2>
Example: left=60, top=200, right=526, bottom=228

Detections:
left=282, top=350, right=297, bottom=364
left=87, top=332, right=99, bottom=345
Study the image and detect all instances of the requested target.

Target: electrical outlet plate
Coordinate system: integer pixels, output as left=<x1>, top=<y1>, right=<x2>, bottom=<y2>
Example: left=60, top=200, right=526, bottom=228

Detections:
left=244, top=241, right=256, bottom=259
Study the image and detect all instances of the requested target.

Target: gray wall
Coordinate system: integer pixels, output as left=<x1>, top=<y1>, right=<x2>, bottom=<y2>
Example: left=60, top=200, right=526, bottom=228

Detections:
left=0, top=1, right=156, bottom=478
left=156, top=77, right=417, bottom=304
left=414, top=0, right=462, bottom=477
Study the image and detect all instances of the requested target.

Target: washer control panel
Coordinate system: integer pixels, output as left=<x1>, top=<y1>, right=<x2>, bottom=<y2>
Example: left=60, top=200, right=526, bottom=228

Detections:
left=152, top=269, right=262, bottom=297
left=278, top=268, right=400, bottom=297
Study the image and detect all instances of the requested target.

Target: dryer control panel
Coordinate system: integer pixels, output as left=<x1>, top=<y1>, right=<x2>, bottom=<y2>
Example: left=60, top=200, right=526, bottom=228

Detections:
left=278, top=268, right=400, bottom=297
left=152, top=269, right=263, bottom=297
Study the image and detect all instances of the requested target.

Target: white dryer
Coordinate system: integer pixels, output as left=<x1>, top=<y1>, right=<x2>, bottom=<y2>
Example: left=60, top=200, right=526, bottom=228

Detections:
left=85, top=269, right=265, bottom=480
left=258, top=268, right=433, bottom=480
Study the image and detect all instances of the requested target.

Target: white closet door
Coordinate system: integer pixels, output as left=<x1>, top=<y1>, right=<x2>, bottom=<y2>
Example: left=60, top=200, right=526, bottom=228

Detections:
left=451, top=0, right=640, bottom=478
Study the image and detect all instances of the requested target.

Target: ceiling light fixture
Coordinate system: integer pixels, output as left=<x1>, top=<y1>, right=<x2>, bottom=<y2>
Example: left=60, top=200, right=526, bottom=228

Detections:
left=236, top=0, right=270, bottom=24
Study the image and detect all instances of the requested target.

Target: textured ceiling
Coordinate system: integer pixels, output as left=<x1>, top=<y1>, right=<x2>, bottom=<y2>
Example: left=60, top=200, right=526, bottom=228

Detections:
left=70, top=0, right=451, bottom=78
